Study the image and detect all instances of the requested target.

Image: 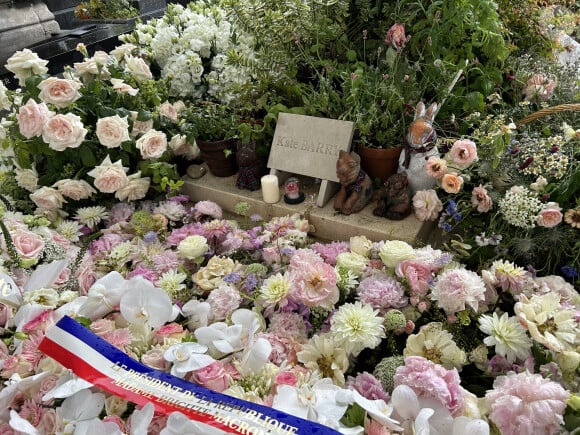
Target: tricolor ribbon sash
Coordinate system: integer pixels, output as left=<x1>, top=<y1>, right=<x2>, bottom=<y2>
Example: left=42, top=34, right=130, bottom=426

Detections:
left=39, top=316, right=341, bottom=435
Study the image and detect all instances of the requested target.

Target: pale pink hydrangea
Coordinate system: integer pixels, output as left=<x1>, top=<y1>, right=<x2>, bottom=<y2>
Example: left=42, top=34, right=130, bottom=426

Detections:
left=430, top=268, right=486, bottom=314
left=485, top=371, right=569, bottom=435
left=394, top=356, right=464, bottom=416
left=206, top=284, right=241, bottom=321
left=357, top=273, right=408, bottom=313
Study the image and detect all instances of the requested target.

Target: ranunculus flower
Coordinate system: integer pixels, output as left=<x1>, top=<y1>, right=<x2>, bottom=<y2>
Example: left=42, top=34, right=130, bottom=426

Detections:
left=16, top=99, right=52, bottom=139
left=53, top=179, right=96, bottom=200
left=29, top=186, right=66, bottom=210
left=537, top=203, right=562, bottom=228
left=42, top=113, right=87, bottom=151
left=87, top=155, right=129, bottom=193
left=5, top=49, right=49, bottom=86
left=136, top=129, right=167, bottom=159
left=471, top=184, right=493, bottom=213
left=441, top=172, right=464, bottom=194
left=448, top=139, right=478, bottom=168
left=412, top=189, right=443, bottom=221
left=37, top=77, right=82, bottom=108
left=384, top=23, right=407, bottom=51
left=11, top=229, right=45, bottom=259
left=96, top=115, right=130, bottom=148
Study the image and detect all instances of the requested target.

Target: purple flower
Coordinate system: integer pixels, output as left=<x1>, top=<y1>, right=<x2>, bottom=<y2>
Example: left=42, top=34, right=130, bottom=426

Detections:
left=311, top=241, right=350, bottom=266
left=127, top=266, right=158, bottom=283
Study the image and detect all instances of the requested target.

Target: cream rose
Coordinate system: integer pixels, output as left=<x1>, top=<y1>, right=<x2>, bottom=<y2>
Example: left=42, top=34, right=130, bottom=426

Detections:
left=16, top=98, right=52, bottom=139
left=124, top=55, right=153, bottom=82
left=178, top=235, right=209, bottom=260
left=335, top=251, right=368, bottom=277
left=96, top=115, right=130, bottom=148
left=130, top=111, right=154, bottom=137
left=110, top=43, right=137, bottom=60
left=168, top=134, right=199, bottom=159
left=441, top=172, right=464, bottom=194
left=29, top=186, right=66, bottom=210
left=42, top=113, right=87, bottom=151
left=53, top=179, right=96, bottom=200
left=379, top=240, right=416, bottom=268
left=38, top=77, right=82, bottom=108
left=115, top=172, right=151, bottom=201
left=349, top=235, right=373, bottom=257
left=87, top=155, right=129, bottom=193
left=0, top=81, right=9, bottom=111
left=5, top=49, right=49, bottom=86
left=110, top=78, right=139, bottom=96
left=158, top=101, right=179, bottom=122
left=136, top=129, right=167, bottom=159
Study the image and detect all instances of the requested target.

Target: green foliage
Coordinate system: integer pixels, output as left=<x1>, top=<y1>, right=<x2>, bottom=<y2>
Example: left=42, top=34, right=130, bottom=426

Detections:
left=182, top=101, right=240, bottom=142
left=74, top=0, right=139, bottom=20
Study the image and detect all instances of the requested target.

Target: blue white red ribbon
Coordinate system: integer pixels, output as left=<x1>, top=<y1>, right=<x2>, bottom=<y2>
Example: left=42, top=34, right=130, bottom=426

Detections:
left=39, top=316, right=341, bottom=435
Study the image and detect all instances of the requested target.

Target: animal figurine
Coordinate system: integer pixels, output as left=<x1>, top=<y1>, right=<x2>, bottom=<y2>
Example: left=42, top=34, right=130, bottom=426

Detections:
left=398, top=101, right=440, bottom=194
left=334, top=150, right=373, bottom=215
left=372, top=173, right=412, bottom=220
left=236, top=141, right=263, bottom=191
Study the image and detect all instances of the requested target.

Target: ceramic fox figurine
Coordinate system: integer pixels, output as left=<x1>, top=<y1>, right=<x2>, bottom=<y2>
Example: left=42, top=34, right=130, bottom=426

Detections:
left=398, top=101, right=440, bottom=194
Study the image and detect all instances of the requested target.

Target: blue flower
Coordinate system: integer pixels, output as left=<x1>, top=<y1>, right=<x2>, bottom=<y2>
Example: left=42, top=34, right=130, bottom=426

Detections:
left=561, top=265, right=578, bottom=280
left=223, top=272, right=241, bottom=283
left=143, top=231, right=158, bottom=243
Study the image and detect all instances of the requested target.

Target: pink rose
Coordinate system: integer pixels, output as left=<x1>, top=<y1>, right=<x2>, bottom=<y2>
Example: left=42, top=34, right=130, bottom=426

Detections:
left=141, top=348, right=170, bottom=371
left=136, top=129, right=167, bottom=159
left=425, top=156, right=447, bottom=179
left=158, top=101, right=179, bottom=122
left=90, top=319, right=116, bottom=336
left=29, top=186, right=66, bottom=210
left=274, top=371, right=298, bottom=389
left=37, top=77, right=82, bottom=108
left=441, top=172, right=464, bottom=194
left=53, top=179, right=96, bottom=200
left=412, top=189, right=443, bottom=221
left=42, top=113, right=87, bottom=151
left=96, top=115, right=130, bottom=148
left=16, top=99, right=52, bottom=139
left=37, top=409, right=57, bottom=435
left=87, top=155, right=129, bottom=193
left=191, top=361, right=229, bottom=392
left=471, top=184, right=493, bottom=213
left=537, top=203, right=562, bottom=228
left=448, top=139, right=478, bottom=168
left=384, top=23, right=407, bottom=51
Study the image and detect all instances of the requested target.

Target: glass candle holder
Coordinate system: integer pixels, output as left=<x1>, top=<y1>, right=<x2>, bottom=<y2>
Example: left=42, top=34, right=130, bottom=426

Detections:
left=284, top=177, right=305, bottom=204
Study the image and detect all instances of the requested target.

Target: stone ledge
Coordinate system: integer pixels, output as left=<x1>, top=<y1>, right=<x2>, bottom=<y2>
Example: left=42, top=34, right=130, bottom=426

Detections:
left=181, top=170, right=437, bottom=246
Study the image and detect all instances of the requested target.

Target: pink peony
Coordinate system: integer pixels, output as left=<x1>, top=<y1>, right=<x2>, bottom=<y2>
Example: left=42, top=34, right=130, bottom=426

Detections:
left=448, top=139, right=478, bottom=168
left=471, top=184, right=493, bottom=212
left=430, top=268, right=486, bottom=314
left=190, top=361, right=230, bottom=392
left=289, top=258, right=339, bottom=309
left=394, top=356, right=464, bottom=416
left=485, top=371, right=569, bottom=435
left=412, top=189, right=443, bottom=221
left=357, top=273, right=408, bottom=313
left=311, top=241, right=350, bottom=266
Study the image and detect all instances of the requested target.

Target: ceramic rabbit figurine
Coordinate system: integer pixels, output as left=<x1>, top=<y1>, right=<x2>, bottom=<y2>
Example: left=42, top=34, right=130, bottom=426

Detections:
left=398, top=101, right=440, bottom=194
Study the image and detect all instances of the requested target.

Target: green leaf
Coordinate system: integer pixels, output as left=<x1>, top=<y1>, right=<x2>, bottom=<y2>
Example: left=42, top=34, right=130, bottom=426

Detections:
left=80, top=148, right=97, bottom=167
left=137, top=109, right=152, bottom=121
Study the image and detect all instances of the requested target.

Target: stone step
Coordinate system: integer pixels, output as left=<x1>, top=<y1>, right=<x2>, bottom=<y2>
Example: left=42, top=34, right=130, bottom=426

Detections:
left=181, top=168, right=437, bottom=245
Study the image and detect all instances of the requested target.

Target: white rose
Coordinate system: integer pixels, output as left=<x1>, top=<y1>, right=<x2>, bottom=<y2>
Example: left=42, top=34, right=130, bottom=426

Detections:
left=53, top=179, right=96, bottom=200
left=30, top=186, right=66, bottom=210
left=115, top=172, right=150, bottom=201
left=336, top=252, right=368, bottom=277
left=87, top=155, right=129, bottom=193
left=168, top=134, right=199, bottom=159
left=178, top=235, right=209, bottom=260
left=5, top=49, right=49, bottom=86
left=96, top=115, right=130, bottom=148
left=124, top=55, right=153, bottom=82
left=42, top=113, right=87, bottom=151
left=379, top=240, right=416, bottom=268
left=14, top=167, right=38, bottom=192
left=158, top=101, right=178, bottom=122
left=136, top=129, right=167, bottom=159
left=16, top=98, right=52, bottom=139
left=0, top=81, right=10, bottom=111
left=110, top=78, right=139, bottom=96
left=110, top=43, right=137, bottom=60
left=130, top=111, right=153, bottom=138
left=92, top=51, right=110, bottom=66
left=349, top=235, right=373, bottom=257
left=38, top=77, right=82, bottom=108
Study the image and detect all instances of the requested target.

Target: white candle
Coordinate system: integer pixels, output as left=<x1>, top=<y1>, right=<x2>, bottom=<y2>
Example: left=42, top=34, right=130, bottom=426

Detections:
left=261, top=174, right=280, bottom=203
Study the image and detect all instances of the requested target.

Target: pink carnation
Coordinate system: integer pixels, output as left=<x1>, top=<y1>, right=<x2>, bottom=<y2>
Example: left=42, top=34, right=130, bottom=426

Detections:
left=430, top=268, right=486, bottom=314
left=267, top=312, right=309, bottom=343
left=207, top=284, right=241, bottom=321
left=394, top=356, right=464, bottom=416
left=347, top=372, right=390, bottom=401
left=485, top=371, right=569, bottom=435
left=153, top=250, right=179, bottom=274
left=357, top=273, right=408, bottom=313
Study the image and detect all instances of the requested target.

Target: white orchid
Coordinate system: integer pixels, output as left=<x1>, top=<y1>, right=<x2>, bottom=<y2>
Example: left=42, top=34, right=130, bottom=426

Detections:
left=77, top=271, right=127, bottom=320
left=163, top=342, right=215, bottom=378
left=56, top=389, right=106, bottom=434
left=9, top=410, right=39, bottom=435
left=119, top=276, right=176, bottom=328
left=181, top=299, right=211, bottom=330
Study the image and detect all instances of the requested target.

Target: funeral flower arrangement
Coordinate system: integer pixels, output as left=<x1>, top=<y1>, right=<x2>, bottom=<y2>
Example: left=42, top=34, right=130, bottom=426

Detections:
left=0, top=46, right=197, bottom=218
left=0, top=193, right=578, bottom=434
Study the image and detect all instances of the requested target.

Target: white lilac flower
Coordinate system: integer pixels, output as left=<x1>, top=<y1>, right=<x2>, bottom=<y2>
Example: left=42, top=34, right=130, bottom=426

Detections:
left=478, top=312, right=532, bottom=363
left=296, top=333, right=350, bottom=386
left=515, top=292, right=578, bottom=353
left=404, top=322, right=467, bottom=370
left=74, top=206, right=109, bottom=228
left=330, top=301, right=385, bottom=356
left=498, top=186, right=543, bottom=229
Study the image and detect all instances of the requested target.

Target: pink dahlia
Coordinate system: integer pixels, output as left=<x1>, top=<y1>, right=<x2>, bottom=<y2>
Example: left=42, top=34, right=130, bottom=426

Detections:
left=485, top=371, right=569, bottom=435
left=394, top=356, right=464, bottom=416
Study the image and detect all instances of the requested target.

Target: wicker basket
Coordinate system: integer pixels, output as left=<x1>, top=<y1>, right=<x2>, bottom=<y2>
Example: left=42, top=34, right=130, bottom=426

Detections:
left=516, top=103, right=580, bottom=126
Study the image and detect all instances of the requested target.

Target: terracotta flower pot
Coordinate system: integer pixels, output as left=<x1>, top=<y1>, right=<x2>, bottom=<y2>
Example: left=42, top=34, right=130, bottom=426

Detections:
left=197, top=139, right=238, bottom=177
left=356, top=144, right=403, bottom=183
